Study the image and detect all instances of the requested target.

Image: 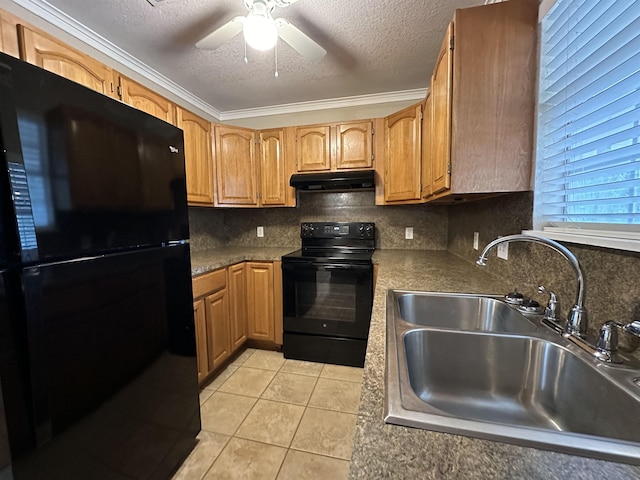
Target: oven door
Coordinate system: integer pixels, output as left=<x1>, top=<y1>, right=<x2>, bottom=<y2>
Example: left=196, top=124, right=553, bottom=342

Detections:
left=282, top=260, right=373, bottom=339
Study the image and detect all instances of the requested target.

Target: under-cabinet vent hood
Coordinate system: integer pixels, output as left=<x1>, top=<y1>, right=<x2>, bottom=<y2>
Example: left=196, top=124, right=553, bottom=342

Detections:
left=290, top=171, right=375, bottom=191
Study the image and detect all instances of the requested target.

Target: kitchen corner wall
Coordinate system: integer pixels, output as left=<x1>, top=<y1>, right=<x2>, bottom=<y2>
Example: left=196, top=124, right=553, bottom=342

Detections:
left=448, top=191, right=640, bottom=351
left=189, top=191, right=448, bottom=251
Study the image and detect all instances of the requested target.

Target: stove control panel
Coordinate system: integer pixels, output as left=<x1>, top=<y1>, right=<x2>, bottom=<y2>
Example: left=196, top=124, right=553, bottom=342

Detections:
left=300, top=222, right=375, bottom=239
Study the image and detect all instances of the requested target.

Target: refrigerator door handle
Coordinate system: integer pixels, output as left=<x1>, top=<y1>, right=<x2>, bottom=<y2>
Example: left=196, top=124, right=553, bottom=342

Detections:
left=22, top=267, right=53, bottom=447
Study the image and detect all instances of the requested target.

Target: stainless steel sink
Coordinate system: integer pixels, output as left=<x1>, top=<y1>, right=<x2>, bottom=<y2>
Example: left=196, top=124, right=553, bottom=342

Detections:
left=385, top=290, right=640, bottom=464
left=395, top=291, right=538, bottom=334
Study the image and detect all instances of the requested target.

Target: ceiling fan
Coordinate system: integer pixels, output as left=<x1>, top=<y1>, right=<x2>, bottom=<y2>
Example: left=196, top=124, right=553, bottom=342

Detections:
left=195, top=0, right=326, bottom=62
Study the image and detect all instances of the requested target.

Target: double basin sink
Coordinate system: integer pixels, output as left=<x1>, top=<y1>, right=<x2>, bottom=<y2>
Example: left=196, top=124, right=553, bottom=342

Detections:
left=385, top=291, right=640, bottom=464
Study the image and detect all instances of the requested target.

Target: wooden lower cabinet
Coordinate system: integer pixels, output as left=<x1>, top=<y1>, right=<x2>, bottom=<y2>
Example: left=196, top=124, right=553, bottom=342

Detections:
left=192, top=267, right=229, bottom=383
left=192, top=260, right=281, bottom=384
left=205, top=288, right=230, bottom=370
left=193, top=298, right=208, bottom=384
left=228, top=263, right=248, bottom=350
left=246, top=262, right=275, bottom=342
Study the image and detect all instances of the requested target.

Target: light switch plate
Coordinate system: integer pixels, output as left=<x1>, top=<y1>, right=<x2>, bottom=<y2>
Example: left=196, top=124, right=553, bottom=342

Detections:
left=473, top=232, right=479, bottom=250
left=497, top=242, right=509, bottom=260
left=405, top=227, right=414, bottom=240
left=257, top=226, right=264, bottom=238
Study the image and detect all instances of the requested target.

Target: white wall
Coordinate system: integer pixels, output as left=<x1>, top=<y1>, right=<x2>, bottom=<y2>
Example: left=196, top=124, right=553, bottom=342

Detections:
left=222, top=100, right=418, bottom=129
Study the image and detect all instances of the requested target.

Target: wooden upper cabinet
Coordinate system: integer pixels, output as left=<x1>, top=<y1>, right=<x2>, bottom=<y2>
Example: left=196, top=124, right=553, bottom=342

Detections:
left=421, top=93, right=433, bottom=199
left=119, top=76, right=175, bottom=125
left=215, top=125, right=257, bottom=206
left=18, top=25, right=117, bottom=98
left=259, top=128, right=287, bottom=206
left=177, top=108, right=214, bottom=205
left=295, top=121, right=375, bottom=173
left=335, top=121, right=373, bottom=170
left=296, top=125, right=331, bottom=172
left=0, top=10, right=19, bottom=57
left=383, top=103, right=422, bottom=202
left=426, top=0, right=536, bottom=202
left=430, top=24, right=453, bottom=196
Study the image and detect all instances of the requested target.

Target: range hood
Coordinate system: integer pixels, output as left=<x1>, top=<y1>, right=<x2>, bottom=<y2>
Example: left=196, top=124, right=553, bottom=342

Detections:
left=289, top=171, right=375, bottom=191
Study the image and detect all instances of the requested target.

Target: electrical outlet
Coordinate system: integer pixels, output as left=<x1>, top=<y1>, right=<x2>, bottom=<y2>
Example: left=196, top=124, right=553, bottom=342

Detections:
left=405, top=227, right=414, bottom=240
left=257, top=226, right=264, bottom=238
left=473, top=232, right=479, bottom=250
left=497, top=242, right=509, bottom=260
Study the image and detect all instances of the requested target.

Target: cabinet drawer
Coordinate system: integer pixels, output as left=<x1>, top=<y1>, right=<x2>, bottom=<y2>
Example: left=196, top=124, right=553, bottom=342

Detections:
left=192, top=268, right=226, bottom=298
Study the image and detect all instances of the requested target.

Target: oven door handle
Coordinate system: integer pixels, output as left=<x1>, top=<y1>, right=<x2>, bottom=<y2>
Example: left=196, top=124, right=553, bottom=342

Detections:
left=317, top=264, right=371, bottom=271
left=286, top=262, right=371, bottom=271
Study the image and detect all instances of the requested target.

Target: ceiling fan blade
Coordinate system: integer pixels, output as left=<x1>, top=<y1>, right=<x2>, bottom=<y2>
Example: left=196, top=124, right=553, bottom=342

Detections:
left=273, top=0, right=301, bottom=7
left=276, top=19, right=326, bottom=62
left=195, top=16, right=245, bottom=50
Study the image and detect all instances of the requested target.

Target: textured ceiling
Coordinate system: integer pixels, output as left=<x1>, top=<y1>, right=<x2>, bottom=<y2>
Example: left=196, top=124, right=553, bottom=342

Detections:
left=41, top=0, right=484, bottom=112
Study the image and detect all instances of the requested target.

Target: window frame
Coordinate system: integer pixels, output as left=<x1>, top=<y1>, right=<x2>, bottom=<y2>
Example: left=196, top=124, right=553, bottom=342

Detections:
left=529, top=0, right=640, bottom=253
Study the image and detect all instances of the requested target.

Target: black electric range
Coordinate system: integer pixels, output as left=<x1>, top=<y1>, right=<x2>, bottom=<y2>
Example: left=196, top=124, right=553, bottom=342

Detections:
left=281, top=222, right=375, bottom=367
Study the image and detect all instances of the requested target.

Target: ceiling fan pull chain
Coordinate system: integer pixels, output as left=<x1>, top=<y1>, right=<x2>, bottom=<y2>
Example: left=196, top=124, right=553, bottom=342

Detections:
left=244, top=39, right=248, bottom=63
left=274, top=39, right=279, bottom=77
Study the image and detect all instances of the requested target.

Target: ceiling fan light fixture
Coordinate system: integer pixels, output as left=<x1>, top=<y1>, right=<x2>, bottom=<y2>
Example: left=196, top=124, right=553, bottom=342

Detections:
left=243, top=3, right=278, bottom=51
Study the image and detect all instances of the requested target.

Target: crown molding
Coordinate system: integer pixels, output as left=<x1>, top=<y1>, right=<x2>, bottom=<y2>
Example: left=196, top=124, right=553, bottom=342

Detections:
left=219, top=88, right=428, bottom=121
left=9, top=0, right=427, bottom=122
left=9, top=0, right=223, bottom=119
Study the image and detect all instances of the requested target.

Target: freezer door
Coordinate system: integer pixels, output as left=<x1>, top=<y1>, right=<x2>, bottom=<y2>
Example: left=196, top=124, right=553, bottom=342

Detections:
left=0, top=52, right=188, bottom=263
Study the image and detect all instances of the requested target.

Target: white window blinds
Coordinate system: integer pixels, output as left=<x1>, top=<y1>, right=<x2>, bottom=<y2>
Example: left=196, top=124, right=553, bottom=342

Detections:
left=535, top=0, right=640, bottom=228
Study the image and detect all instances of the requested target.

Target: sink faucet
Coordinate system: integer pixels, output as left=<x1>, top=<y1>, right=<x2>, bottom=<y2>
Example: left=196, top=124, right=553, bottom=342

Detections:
left=476, top=234, right=588, bottom=338
left=595, top=320, right=640, bottom=363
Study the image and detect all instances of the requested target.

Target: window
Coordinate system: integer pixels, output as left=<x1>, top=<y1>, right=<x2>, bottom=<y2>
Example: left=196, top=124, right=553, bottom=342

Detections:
left=532, top=0, right=640, bottom=251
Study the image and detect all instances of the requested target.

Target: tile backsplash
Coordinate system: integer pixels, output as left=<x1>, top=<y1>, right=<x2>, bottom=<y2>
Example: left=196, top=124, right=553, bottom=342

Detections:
left=189, top=189, right=640, bottom=352
left=189, top=191, right=448, bottom=251
left=448, top=192, right=640, bottom=351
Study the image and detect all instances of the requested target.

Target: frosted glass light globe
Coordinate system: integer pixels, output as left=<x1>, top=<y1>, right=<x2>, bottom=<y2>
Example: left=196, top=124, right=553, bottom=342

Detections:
left=243, top=12, right=278, bottom=51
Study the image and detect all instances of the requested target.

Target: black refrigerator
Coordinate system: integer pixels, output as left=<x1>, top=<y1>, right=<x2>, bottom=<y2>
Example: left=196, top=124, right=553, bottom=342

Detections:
left=0, top=52, right=200, bottom=479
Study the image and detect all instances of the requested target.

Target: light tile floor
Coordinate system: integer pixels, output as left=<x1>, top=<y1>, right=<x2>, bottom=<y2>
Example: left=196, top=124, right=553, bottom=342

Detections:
left=173, top=349, right=363, bottom=480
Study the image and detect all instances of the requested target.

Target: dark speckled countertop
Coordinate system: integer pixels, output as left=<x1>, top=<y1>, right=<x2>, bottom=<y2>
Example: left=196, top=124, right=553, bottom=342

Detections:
left=350, top=250, right=640, bottom=480
left=190, top=247, right=296, bottom=276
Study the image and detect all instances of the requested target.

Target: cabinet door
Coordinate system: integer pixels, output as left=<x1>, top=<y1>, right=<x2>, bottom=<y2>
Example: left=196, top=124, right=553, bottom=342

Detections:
left=296, top=125, right=331, bottom=172
left=421, top=93, right=433, bottom=199
left=383, top=103, right=422, bottom=202
left=259, top=129, right=287, bottom=206
left=431, top=24, right=453, bottom=195
left=246, top=262, right=275, bottom=342
left=193, top=299, right=209, bottom=383
left=215, top=125, right=258, bottom=206
left=18, top=25, right=117, bottom=98
left=228, top=263, right=247, bottom=352
left=177, top=108, right=214, bottom=205
left=335, top=121, right=373, bottom=170
left=119, top=76, right=175, bottom=125
left=272, top=260, right=283, bottom=346
left=205, top=288, right=231, bottom=370
left=0, top=10, right=19, bottom=57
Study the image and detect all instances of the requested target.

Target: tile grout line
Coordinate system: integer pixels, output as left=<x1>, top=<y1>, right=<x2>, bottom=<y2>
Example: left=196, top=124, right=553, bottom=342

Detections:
left=195, top=352, right=362, bottom=479
left=196, top=433, right=232, bottom=480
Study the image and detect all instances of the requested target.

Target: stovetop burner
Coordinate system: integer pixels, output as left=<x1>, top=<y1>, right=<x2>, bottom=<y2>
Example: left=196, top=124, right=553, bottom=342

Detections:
left=282, top=247, right=374, bottom=264
left=282, top=222, right=376, bottom=264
